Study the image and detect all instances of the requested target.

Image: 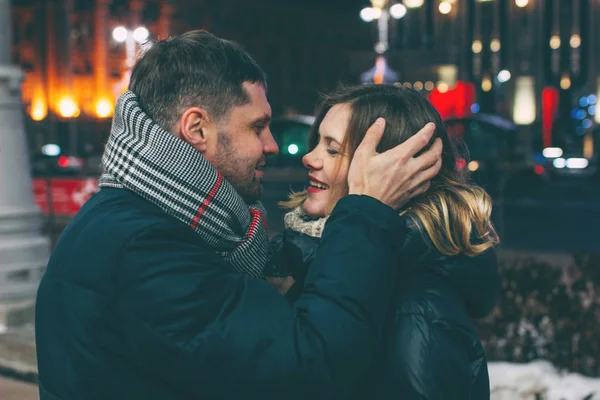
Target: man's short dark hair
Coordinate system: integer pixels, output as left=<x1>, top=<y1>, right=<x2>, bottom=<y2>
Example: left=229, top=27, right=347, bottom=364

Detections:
left=129, top=30, right=267, bottom=132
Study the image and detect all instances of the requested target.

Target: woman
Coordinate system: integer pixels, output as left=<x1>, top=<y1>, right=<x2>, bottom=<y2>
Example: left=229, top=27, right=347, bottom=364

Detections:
left=265, top=84, right=500, bottom=399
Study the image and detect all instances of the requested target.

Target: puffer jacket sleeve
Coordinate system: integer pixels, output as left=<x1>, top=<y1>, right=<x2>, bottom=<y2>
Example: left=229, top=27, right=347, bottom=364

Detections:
left=382, top=313, right=479, bottom=399
left=116, top=195, right=407, bottom=400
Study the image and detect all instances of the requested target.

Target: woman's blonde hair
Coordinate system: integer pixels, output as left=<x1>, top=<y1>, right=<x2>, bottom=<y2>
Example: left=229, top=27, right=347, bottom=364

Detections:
left=281, top=84, right=499, bottom=256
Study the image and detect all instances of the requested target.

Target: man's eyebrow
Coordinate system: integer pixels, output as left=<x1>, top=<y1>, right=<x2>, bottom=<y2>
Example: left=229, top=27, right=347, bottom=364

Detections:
left=250, top=114, right=271, bottom=126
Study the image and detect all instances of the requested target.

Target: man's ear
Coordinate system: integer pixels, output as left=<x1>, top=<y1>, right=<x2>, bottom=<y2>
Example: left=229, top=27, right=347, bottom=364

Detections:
left=179, top=107, right=217, bottom=153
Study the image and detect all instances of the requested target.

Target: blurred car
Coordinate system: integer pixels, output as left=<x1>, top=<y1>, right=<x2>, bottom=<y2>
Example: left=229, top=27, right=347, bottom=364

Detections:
left=444, top=114, right=523, bottom=196
left=262, top=115, right=314, bottom=235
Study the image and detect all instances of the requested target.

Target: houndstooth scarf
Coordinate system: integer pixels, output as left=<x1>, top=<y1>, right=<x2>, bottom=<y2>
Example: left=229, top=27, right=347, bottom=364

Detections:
left=99, top=91, right=268, bottom=278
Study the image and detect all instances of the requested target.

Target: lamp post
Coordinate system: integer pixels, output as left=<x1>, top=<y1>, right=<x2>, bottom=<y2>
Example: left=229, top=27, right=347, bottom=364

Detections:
left=360, top=0, right=407, bottom=55
left=359, top=1, right=406, bottom=84
left=112, top=26, right=149, bottom=97
left=0, top=0, right=49, bottom=325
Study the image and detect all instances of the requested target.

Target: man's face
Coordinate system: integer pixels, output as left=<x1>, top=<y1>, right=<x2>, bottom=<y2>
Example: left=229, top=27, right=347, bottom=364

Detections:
left=209, top=82, right=278, bottom=203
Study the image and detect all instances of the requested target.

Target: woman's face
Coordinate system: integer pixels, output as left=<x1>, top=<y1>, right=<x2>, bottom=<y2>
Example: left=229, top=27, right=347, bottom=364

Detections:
left=302, top=103, right=351, bottom=218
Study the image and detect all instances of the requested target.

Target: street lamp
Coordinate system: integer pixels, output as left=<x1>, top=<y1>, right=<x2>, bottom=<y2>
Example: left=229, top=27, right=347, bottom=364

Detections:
left=360, top=1, right=407, bottom=53
left=439, top=1, right=452, bottom=15
left=390, top=3, right=407, bottom=18
left=112, top=25, right=150, bottom=98
left=498, top=69, right=512, bottom=83
left=112, top=25, right=150, bottom=67
left=403, top=0, right=424, bottom=8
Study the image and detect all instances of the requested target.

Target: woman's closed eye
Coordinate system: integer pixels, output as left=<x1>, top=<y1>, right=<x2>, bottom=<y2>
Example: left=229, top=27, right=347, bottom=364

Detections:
left=327, top=148, right=339, bottom=156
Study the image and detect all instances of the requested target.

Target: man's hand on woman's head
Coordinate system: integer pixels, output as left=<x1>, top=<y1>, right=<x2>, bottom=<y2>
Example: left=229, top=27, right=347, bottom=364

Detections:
left=347, top=119, right=443, bottom=210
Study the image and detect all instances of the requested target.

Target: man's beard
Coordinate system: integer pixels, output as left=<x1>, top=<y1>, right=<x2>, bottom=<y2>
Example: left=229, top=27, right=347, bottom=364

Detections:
left=215, top=131, right=264, bottom=204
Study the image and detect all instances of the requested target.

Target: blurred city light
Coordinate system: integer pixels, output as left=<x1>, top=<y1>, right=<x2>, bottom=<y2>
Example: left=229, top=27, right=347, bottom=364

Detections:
left=513, top=76, right=536, bottom=125
left=133, top=27, right=150, bottom=43
left=31, top=99, right=47, bottom=121
left=553, top=158, right=566, bottom=169
left=439, top=1, right=452, bottom=14
left=472, top=40, right=483, bottom=54
left=534, top=165, right=545, bottom=175
left=570, top=34, right=581, bottom=49
left=482, top=77, right=492, bottom=92
left=498, top=70, right=511, bottom=83
left=515, top=0, right=529, bottom=7
left=576, top=109, right=587, bottom=120
left=57, top=97, right=80, bottom=118
left=582, top=119, right=593, bottom=129
left=549, top=35, right=561, bottom=49
left=560, top=75, right=571, bottom=90
left=597, top=79, right=600, bottom=123
left=470, top=103, right=481, bottom=113
left=390, top=3, right=407, bottom=19
left=589, top=105, right=597, bottom=116
left=424, top=81, right=435, bottom=91
left=580, top=97, right=589, bottom=107
left=41, top=144, right=61, bottom=157
left=287, top=144, right=299, bottom=155
left=542, top=147, right=563, bottom=159
left=112, top=26, right=128, bottom=43
left=58, top=156, right=70, bottom=168
left=583, top=135, right=594, bottom=159
left=468, top=160, right=480, bottom=172
left=490, top=39, right=501, bottom=52
left=360, top=7, right=378, bottom=22
left=437, top=81, right=449, bottom=93
left=95, top=98, right=113, bottom=119
left=414, top=81, right=423, bottom=90
left=404, top=0, right=424, bottom=8
left=566, top=158, right=589, bottom=169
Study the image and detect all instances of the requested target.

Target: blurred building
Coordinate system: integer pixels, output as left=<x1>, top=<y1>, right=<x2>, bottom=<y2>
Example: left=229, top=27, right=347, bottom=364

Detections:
left=11, top=0, right=173, bottom=121
left=10, top=0, right=600, bottom=160
left=10, top=0, right=371, bottom=157
left=352, top=0, right=599, bottom=158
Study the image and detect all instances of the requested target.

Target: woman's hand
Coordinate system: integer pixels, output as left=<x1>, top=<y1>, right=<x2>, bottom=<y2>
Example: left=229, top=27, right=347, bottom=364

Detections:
left=267, top=276, right=296, bottom=295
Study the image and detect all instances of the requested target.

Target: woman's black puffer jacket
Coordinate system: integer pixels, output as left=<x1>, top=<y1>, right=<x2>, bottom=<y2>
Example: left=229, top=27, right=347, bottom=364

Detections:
left=266, top=219, right=499, bottom=399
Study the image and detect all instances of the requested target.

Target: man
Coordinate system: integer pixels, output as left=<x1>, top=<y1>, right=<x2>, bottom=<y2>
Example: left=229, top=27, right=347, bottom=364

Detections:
left=35, top=31, right=442, bottom=399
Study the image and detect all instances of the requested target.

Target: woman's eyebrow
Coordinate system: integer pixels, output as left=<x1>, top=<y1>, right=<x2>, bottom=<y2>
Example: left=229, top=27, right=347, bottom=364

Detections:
left=318, top=130, right=343, bottom=145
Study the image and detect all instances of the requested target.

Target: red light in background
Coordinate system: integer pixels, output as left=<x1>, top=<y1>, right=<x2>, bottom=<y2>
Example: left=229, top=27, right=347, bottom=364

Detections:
left=534, top=165, right=545, bottom=175
left=429, top=81, right=476, bottom=119
left=542, top=87, right=559, bottom=148
left=58, top=156, right=70, bottom=168
left=456, top=158, right=467, bottom=170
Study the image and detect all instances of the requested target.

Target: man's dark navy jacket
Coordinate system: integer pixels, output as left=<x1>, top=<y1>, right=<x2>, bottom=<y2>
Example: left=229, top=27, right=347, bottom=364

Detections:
left=35, top=188, right=408, bottom=400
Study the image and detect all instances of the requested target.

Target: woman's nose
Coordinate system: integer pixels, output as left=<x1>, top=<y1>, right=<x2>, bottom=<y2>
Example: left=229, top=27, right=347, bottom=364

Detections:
left=303, top=149, right=322, bottom=170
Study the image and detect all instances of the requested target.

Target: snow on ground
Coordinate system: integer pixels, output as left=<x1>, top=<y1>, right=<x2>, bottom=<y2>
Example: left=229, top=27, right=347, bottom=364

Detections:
left=489, top=361, right=600, bottom=399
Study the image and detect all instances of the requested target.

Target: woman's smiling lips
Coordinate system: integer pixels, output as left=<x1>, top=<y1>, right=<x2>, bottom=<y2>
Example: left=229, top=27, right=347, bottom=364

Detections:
left=308, top=175, right=329, bottom=193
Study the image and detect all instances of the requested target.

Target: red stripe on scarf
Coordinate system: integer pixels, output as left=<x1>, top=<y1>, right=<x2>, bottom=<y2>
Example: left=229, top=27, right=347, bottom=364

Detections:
left=238, top=208, right=265, bottom=248
left=190, top=173, right=223, bottom=230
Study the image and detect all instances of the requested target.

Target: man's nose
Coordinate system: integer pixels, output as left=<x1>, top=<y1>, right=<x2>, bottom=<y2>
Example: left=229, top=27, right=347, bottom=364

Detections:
left=262, top=129, right=279, bottom=156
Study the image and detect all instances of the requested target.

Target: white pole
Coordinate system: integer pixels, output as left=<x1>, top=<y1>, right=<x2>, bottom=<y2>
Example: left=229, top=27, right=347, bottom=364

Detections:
left=0, top=0, right=49, bottom=313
